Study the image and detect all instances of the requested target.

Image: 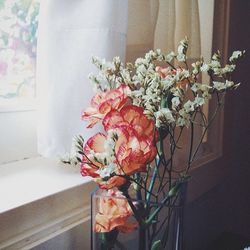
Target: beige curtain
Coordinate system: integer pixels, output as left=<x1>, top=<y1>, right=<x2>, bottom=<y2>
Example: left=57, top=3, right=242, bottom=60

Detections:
left=127, top=0, right=202, bottom=61
left=126, top=0, right=215, bottom=162
left=126, top=0, right=159, bottom=62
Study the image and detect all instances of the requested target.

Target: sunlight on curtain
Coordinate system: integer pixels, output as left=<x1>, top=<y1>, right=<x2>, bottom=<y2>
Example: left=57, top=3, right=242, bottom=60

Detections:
left=37, top=0, right=128, bottom=157
left=126, top=0, right=214, bottom=165
left=154, top=0, right=201, bottom=58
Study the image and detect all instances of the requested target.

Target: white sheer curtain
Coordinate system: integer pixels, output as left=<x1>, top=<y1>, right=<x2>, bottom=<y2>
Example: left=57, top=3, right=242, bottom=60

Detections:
left=37, top=0, right=128, bottom=157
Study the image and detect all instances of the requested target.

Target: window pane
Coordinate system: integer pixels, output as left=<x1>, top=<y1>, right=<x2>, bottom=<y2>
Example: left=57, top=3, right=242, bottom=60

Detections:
left=0, top=0, right=39, bottom=99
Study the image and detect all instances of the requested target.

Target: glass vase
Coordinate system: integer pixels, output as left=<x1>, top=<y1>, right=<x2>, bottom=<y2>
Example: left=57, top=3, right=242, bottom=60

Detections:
left=91, top=186, right=186, bottom=250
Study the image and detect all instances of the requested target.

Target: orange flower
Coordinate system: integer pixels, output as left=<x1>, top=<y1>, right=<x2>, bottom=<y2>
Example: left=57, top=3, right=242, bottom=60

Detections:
left=114, top=127, right=157, bottom=176
left=95, top=190, right=137, bottom=233
left=156, top=66, right=172, bottom=78
left=98, top=176, right=127, bottom=190
left=82, top=85, right=130, bottom=128
left=80, top=126, right=157, bottom=188
left=103, top=105, right=157, bottom=140
left=80, top=132, right=105, bottom=178
left=80, top=132, right=127, bottom=188
left=156, top=66, right=189, bottom=89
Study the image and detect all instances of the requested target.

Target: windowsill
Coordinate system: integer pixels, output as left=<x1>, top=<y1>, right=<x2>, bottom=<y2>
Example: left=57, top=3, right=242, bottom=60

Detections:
left=0, top=157, right=95, bottom=249
left=0, top=98, right=36, bottom=113
left=0, top=157, right=91, bottom=213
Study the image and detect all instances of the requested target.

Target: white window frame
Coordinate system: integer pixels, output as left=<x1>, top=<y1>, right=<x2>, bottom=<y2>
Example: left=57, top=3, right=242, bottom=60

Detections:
left=0, top=99, right=38, bottom=164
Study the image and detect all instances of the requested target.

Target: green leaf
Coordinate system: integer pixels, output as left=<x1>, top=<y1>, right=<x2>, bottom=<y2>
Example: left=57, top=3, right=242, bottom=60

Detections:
left=151, top=240, right=162, bottom=250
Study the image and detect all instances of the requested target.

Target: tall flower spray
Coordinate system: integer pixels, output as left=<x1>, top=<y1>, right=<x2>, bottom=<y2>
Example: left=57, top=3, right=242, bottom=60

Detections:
left=63, top=38, right=245, bottom=249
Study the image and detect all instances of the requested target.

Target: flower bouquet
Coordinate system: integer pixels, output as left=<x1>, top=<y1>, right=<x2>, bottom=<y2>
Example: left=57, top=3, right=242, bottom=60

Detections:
left=64, top=38, right=244, bottom=250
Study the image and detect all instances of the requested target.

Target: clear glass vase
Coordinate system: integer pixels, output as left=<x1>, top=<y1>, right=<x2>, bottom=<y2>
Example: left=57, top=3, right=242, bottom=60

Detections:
left=91, top=186, right=186, bottom=250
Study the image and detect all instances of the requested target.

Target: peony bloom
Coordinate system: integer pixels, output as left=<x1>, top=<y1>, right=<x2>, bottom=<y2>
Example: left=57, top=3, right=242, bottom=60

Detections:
left=95, top=190, right=137, bottom=233
left=82, top=85, right=130, bottom=128
left=103, top=105, right=156, bottom=140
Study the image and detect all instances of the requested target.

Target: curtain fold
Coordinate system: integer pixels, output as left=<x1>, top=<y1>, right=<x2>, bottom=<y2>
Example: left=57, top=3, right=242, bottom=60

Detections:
left=37, top=0, right=128, bottom=157
left=154, top=0, right=201, bottom=58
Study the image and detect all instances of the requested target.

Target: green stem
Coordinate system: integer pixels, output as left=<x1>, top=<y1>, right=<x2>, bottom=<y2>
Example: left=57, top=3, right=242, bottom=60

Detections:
left=145, top=180, right=184, bottom=226
left=146, top=156, right=161, bottom=202
left=120, top=188, right=144, bottom=225
left=185, top=93, right=225, bottom=174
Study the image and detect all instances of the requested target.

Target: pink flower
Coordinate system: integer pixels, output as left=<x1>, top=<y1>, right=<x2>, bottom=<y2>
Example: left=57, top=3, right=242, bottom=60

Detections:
left=114, top=127, right=157, bottom=176
left=156, top=66, right=189, bottom=89
left=156, top=66, right=173, bottom=78
left=80, top=132, right=127, bottom=189
left=82, top=85, right=130, bottom=128
left=80, top=132, right=105, bottom=178
left=103, top=105, right=157, bottom=140
left=80, top=126, right=157, bottom=188
left=95, top=190, right=137, bottom=233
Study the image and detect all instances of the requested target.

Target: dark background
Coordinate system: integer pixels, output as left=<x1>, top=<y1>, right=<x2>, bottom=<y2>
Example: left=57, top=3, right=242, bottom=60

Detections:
left=184, top=1, right=250, bottom=249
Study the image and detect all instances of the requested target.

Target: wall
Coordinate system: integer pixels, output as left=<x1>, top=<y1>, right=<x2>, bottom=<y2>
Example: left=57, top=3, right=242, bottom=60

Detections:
left=183, top=0, right=250, bottom=249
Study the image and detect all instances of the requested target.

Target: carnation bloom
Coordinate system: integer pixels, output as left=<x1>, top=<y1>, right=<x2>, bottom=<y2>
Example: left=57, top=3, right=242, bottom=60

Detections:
left=80, top=126, right=157, bottom=188
left=80, top=132, right=126, bottom=188
left=103, top=105, right=157, bottom=140
left=114, top=127, right=157, bottom=175
left=80, top=132, right=104, bottom=178
left=156, top=66, right=189, bottom=89
left=156, top=66, right=172, bottom=78
left=95, top=190, right=137, bottom=233
left=82, top=85, right=130, bottom=128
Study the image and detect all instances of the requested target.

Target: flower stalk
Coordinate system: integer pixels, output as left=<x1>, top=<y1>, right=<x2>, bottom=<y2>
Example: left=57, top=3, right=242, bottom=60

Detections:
left=63, top=39, right=245, bottom=249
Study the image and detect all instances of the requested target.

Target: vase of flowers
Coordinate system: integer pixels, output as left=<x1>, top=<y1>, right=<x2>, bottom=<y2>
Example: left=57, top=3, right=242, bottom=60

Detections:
left=91, top=181, right=186, bottom=250
left=63, top=37, right=244, bottom=250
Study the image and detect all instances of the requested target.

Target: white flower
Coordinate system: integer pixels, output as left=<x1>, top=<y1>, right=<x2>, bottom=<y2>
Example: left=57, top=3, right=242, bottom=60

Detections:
left=154, top=108, right=175, bottom=127
left=135, top=57, right=148, bottom=67
left=177, top=117, right=190, bottom=127
left=96, top=163, right=116, bottom=178
left=229, top=50, right=245, bottom=62
left=165, top=51, right=176, bottom=62
left=210, top=60, right=221, bottom=68
left=192, top=61, right=202, bottom=75
left=191, top=83, right=199, bottom=92
left=175, top=69, right=190, bottom=81
left=200, top=64, right=209, bottom=72
left=177, top=53, right=186, bottom=62
left=221, top=64, right=236, bottom=74
left=177, top=108, right=190, bottom=127
left=213, top=81, right=234, bottom=91
left=194, top=96, right=205, bottom=107
left=225, top=80, right=234, bottom=88
left=184, top=100, right=195, bottom=113
left=212, top=52, right=221, bottom=61
left=172, top=96, right=181, bottom=109
left=176, top=38, right=188, bottom=62
left=161, top=75, right=175, bottom=89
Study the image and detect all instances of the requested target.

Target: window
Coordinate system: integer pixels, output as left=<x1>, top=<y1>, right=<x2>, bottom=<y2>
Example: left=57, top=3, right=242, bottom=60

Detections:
left=0, top=0, right=40, bottom=164
left=0, top=0, right=39, bottom=99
